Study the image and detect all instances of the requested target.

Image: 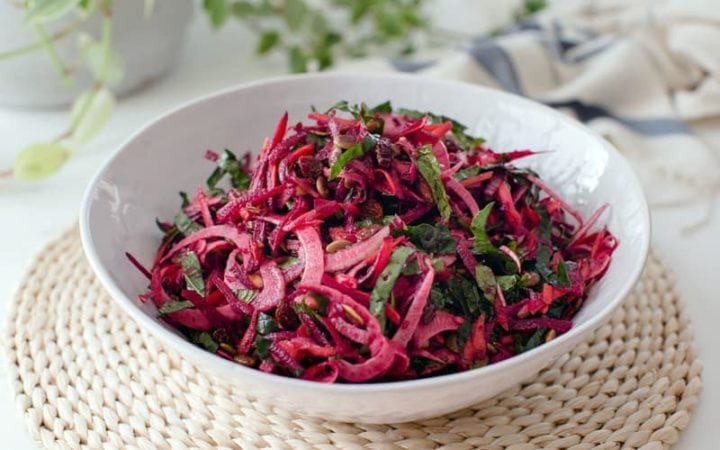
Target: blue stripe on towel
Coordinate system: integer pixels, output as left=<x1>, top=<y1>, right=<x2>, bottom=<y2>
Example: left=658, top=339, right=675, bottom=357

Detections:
left=547, top=100, right=690, bottom=136
left=469, top=38, right=524, bottom=94
left=391, top=59, right=437, bottom=73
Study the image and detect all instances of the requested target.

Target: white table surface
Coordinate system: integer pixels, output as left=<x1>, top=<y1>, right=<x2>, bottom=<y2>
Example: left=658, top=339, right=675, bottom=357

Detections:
left=1, top=7, right=719, bottom=449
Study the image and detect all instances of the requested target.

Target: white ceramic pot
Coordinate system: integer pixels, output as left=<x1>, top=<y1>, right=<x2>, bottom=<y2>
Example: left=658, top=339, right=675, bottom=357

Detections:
left=0, top=0, right=193, bottom=108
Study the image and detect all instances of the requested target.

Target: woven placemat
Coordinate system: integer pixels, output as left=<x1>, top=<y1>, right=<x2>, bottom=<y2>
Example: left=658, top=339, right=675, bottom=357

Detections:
left=4, top=228, right=702, bottom=450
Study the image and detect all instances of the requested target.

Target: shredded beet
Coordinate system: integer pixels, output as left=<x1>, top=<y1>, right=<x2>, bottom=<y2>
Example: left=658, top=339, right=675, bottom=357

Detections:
left=132, top=101, right=617, bottom=383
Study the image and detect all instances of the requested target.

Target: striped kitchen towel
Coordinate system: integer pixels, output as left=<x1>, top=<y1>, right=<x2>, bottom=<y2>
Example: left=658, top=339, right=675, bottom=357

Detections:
left=342, top=0, right=720, bottom=210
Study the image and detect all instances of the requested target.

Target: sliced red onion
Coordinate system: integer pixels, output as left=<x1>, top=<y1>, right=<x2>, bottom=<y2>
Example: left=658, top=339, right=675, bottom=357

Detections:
left=162, top=225, right=250, bottom=262
left=446, top=177, right=480, bottom=216
left=251, top=262, right=286, bottom=312
left=337, top=336, right=395, bottom=382
left=296, top=227, right=324, bottom=285
left=411, top=311, right=464, bottom=348
left=325, top=226, right=390, bottom=272
left=393, top=261, right=435, bottom=346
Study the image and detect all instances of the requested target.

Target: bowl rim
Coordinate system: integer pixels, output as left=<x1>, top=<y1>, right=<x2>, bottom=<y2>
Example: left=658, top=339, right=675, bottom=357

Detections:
left=80, top=72, right=651, bottom=394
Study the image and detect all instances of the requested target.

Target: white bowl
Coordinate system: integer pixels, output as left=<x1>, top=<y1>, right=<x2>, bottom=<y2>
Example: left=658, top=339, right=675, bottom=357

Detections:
left=80, top=73, right=650, bottom=423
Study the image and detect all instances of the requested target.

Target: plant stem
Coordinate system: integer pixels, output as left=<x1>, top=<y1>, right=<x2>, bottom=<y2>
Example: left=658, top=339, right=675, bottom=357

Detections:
left=0, top=19, right=83, bottom=61
left=98, top=15, right=113, bottom=83
left=32, top=23, right=71, bottom=86
left=65, top=83, right=103, bottom=145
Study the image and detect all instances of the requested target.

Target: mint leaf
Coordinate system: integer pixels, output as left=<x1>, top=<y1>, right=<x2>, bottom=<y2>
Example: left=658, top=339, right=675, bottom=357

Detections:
left=207, top=149, right=250, bottom=190
left=158, top=299, right=194, bottom=315
left=415, top=145, right=451, bottom=220
left=329, top=143, right=364, bottom=180
left=174, top=212, right=202, bottom=237
left=470, top=202, right=495, bottom=253
left=255, top=335, right=271, bottom=359
left=236, top=289, right=258, bottom=303
left=370, top=100, right=393, bottom=113
left=404, top=223, right=457, bottom=254
left=453, top=165, right=481, bottom=181
left=257, top=313, right=279, bottom=335
left=556, top=260, right=571, bottom=287
left=188, top=330, right=218, bottom=352
left=474, top=264, right=496, bottom=299
left=521, top=327, right=547, bottom=353
left=497, top=275, right=517, bottom=291
left=370, top=246, right=414, bottom=333
left=180, top=251, right=205, bottom=296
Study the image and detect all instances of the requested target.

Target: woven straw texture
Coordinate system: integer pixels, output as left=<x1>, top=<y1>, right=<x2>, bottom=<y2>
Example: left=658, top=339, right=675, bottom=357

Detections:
left=4, top=228, right=702, bottom=450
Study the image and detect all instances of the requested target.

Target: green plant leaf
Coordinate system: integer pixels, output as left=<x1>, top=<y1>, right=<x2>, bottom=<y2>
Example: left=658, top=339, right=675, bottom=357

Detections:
left=284, top=0, right=308, bottom=31
left=14, top=142, right=71, bottom=181
left=289, top=46, right=308, bottom=73
left=524, top=0, right=547, bottom=14
left=84, top=43, right=124, bottom=85
left=69, top=87, right=116, bottom=146
left=26, top=0, right=81, bottom=23
left=203, top=0, right=229, bottom=28
left=256, top=30, right=280, bottom=54
left=232, top=1, right=255, bottom=17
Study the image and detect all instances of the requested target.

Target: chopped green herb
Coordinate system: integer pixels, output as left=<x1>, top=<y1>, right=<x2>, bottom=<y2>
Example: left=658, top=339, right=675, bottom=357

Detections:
left=255, top=335, right=271, bottom=359
left=370, top=246, right=414, bottom=332
left=521, top=327, right=547, bottom=353
left=470, top=202, right=495, bottom=254
left=330, top=144, right=364, bottom=180
left=497, top=275, right=518, bottom=292
left=179, top=191, right=191, bottom=207
left=207, top=149, right=251, bottom=190
left=257, top=313, right=279, bottom=335
left=404, top=223, right=457, bottom=254
left=174, top=212, right=202, bottom=236
left=188, top=330, right=218, bottom=352
left=453, top=165, right=481, bottom=181
left=447, top=276, right=485, bottom=318
left=429, top=286, right=448, bottom=310
left=415, top=145, right=451, bottom=220
left=180, top=251, right=205, bottom=295
left=556, top=260, right=571, bottom=287
left=536, top=208, right=570, bottom=286
left=370, top=100, right=393, bottom=114
left=474, top=264, right=496, bottom=299
left=401, top=259, right=422, bottom=276
left=158, top=299, right=194, bottom=315
left=278, top=256, right=299, bottom=269
left=236, top=289, right=258, bottom=303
